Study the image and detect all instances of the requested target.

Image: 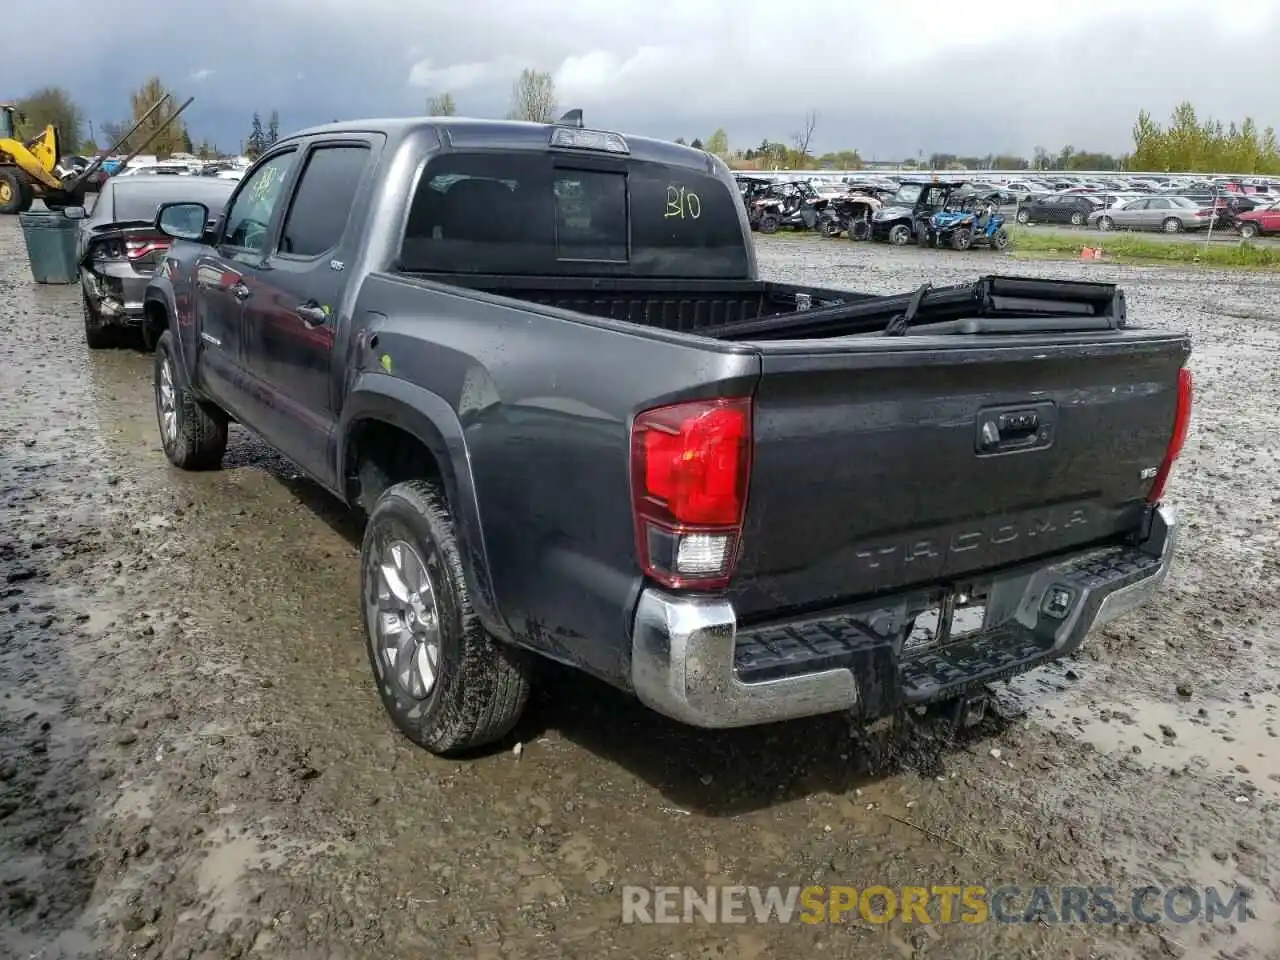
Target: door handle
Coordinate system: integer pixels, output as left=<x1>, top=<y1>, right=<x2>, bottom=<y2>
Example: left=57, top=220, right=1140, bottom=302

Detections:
left=295, top=303, right=329, bottom=327
left=230, top=281, right=251, bottom=301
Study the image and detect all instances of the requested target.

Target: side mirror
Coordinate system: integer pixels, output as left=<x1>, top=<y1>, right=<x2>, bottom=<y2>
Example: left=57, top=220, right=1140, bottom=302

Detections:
left=61, top=205, right=86, bottom=220
left=155, top=201, right=210, bottom=242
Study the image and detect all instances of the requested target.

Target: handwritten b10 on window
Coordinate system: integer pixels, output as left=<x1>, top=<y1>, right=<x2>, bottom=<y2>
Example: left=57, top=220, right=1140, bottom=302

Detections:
left=665, top=185, right=702, bottom=220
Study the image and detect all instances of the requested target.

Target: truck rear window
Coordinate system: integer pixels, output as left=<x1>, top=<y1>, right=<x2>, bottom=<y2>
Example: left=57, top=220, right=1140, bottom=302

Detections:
left=399, top=151, right=749, bottom=278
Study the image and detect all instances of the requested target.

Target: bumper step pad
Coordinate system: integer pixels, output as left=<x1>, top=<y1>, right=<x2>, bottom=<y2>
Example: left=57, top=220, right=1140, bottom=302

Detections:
left=733, top=542, right=1165, bottom=712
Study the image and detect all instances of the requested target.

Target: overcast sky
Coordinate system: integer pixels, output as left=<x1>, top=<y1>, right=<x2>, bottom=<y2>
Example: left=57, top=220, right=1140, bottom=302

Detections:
left=11, top=0, right=1280, bottom=159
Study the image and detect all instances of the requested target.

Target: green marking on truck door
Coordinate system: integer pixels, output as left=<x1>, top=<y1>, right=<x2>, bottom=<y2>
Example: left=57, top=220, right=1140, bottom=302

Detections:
left=380, top=354, right=392, bottom=373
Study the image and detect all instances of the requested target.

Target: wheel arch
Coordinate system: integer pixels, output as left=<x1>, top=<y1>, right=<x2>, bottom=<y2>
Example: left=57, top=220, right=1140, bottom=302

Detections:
left=339, top=375, right=510, bottom=642
left=143, top=282, right=198, bottom=382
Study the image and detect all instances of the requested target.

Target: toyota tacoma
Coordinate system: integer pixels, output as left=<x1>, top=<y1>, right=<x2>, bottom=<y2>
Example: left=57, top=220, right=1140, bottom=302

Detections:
left=142, top=114, right=1193, bottom=755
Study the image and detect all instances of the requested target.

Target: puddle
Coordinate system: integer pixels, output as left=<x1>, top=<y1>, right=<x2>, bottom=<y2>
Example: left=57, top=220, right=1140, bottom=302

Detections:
left=1002, top=631, right=1280, bottom=797
left=197, top=826, right=289, bottom=933
left=1039, top=692, right=1278, bottom=791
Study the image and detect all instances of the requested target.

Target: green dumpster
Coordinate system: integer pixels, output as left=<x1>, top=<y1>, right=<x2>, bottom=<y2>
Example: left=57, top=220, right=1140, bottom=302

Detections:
left=18, top=209, right=82, bottom=285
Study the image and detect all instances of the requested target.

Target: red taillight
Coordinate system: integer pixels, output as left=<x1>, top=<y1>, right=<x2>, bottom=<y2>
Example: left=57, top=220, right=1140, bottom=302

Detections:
left=1147, top=367, right=1193, bottom=504
left=126, top=234, right=170, bottom=260
left=630, top=397, right=752, bottom=590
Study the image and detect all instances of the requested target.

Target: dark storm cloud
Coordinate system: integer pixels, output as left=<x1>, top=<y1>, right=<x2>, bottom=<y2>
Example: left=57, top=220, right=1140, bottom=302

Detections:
left=8, top=0, right=1279, bottom=157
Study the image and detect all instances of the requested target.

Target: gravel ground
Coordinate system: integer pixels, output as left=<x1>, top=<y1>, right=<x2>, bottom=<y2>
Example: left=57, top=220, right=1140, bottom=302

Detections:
left=1, top=225, right=1278, bottom=960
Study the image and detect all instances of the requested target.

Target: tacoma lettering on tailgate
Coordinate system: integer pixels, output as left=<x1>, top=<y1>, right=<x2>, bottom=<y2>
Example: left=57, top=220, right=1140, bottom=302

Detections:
left=853, top=507, right=1090, bottom=572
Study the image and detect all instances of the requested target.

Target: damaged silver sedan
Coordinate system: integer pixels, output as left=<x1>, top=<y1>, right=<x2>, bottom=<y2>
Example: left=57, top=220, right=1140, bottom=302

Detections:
left=78, top=177, right=233, bottom=349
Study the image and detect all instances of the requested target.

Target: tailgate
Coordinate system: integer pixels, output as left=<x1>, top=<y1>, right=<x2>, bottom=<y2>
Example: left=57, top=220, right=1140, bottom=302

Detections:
left=728, top=331, right=1190, bottom=619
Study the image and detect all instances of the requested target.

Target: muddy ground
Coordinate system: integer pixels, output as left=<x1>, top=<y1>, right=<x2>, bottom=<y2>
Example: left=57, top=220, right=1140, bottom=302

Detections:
left=1, top=223, right=1277, bottom=960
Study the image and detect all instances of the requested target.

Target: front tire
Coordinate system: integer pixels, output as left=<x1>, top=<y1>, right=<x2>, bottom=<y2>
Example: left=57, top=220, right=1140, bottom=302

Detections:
left=888, top=223, right=912, bottom=245
left=1016, top=208, right=1031, bottom=224
left=758, top=214, right=780, bottom=235
left=1163, top=217, right=1182, bottom=233
left=1070, top=211, right=1086, bottom=226
left=991, top=228, right=1010, bottom=250
left=154, top=331, right=228, bottom=470
left=362, top=480, right=530, bottom=756
left=1097, top=216, right=1114, bottom=231
left=1240, top=222, right=1259, bottom=239
left=951, top=227, right=974, bottom=250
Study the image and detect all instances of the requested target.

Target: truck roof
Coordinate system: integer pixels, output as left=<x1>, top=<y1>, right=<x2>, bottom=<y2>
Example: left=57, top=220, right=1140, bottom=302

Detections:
left=282, top=117, right=723, bottom=176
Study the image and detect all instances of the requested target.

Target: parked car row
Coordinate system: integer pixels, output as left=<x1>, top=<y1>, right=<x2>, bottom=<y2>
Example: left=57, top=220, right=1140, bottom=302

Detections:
left=1014, top=189, right=1280, bottom=235
left=739, top=170, right=1279, bottom=239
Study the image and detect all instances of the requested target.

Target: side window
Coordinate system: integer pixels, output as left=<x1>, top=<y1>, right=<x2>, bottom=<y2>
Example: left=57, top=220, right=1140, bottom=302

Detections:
left=554, top=170, right=627, bottom=262
left=1148, top=198, right=1171, bottom=210
left=277, top=144, right=371, bottom=258
left=221, top=151, right=295, bottom=255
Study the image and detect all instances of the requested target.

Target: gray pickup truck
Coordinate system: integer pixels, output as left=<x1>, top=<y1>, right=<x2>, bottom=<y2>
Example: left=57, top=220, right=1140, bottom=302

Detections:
left=143, top=114, right=1193, bottom=755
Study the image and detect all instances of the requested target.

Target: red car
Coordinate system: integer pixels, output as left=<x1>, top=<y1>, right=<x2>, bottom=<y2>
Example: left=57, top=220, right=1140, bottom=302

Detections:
left=1236, top=200, right=1280, bottom=239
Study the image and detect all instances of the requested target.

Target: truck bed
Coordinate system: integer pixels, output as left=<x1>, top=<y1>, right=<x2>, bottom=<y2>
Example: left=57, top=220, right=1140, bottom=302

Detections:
left=380, top=268, right=1184, bottom=622
left=405, top=272, right=1129, bottom=341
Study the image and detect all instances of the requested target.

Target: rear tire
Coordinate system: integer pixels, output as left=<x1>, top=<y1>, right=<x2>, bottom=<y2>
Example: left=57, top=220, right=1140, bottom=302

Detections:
left=1240, top=222, right=1259, bottom=239
left=991, top=228, right=1010, bottom=250
left=758, top=214, right=780, bottom=235
left=1097, top=216, right=1114, bottom=231
left=848, top=219, right=870, bottom=241
left=154, top=331, right=228, bottom=470
left=82, top=290, right=118, bottom=350
left=1163, top=217, right=1182, bottom=233
left=1070, top=211, right=1086, bottom=226
left=362, top=479, right=531, bottom=756
left=0, top=169, right=26, bottom=215
left=1015, top=208, right=1031, bottom=224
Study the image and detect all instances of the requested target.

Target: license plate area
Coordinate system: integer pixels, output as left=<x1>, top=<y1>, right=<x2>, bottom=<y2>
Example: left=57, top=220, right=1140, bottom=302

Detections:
left=904, top=589, right=988, bottom=656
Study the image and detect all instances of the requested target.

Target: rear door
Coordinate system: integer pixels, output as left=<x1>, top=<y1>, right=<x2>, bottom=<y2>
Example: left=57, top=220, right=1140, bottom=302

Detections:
left=238, top=137, right=378, bottom=485
left=727, top=330, right=1189, bottom=618
left=1038, top=197, right=1062, bottom=222
left=1144, top=197, right=1174, bottom=229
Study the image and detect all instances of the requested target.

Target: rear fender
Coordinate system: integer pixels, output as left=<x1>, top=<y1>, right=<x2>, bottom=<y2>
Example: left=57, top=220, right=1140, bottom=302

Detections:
left=339, top=374, right=509, bottom=641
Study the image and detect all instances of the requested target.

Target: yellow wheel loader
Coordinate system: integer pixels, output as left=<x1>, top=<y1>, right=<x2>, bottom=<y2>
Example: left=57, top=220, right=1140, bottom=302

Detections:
left=0, top=95, right=195, bottom=215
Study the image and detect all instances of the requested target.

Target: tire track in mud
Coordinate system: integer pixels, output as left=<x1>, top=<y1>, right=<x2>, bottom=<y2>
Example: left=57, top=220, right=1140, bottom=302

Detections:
left=0, top=241, right=337, bottom=959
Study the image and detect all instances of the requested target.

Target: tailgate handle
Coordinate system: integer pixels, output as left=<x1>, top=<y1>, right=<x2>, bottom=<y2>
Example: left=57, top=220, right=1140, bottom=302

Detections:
left=976, top=403, right=1055, bottom=455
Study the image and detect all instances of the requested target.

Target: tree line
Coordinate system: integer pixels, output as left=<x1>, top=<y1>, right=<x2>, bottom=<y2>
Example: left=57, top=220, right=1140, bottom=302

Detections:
left=11, top=76, right=1280, bottom=176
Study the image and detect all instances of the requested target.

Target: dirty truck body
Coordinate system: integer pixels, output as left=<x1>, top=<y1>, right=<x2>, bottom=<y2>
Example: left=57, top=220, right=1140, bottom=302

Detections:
left=143, top=117, right=1193, bottom=755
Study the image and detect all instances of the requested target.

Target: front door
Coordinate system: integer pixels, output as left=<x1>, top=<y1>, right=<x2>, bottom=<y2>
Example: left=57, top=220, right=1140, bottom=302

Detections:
left=239, top=139, right=377, bottom=488
left=204, top=148, right=300, bottom=425
left=1114, top=199, right=1148, bottom=228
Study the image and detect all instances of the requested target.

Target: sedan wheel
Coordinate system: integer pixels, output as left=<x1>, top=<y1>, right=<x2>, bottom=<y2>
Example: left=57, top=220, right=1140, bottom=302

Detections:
left=1163, top=217, right=1182, bottom=234
left=1240, top=222, right=1258, bottom=239
left=1097, top=217, right=1114, bottom=231
left=1015, top=209, right=1030, bottom=224
left=1070, top=211, right=1085, bottom=226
